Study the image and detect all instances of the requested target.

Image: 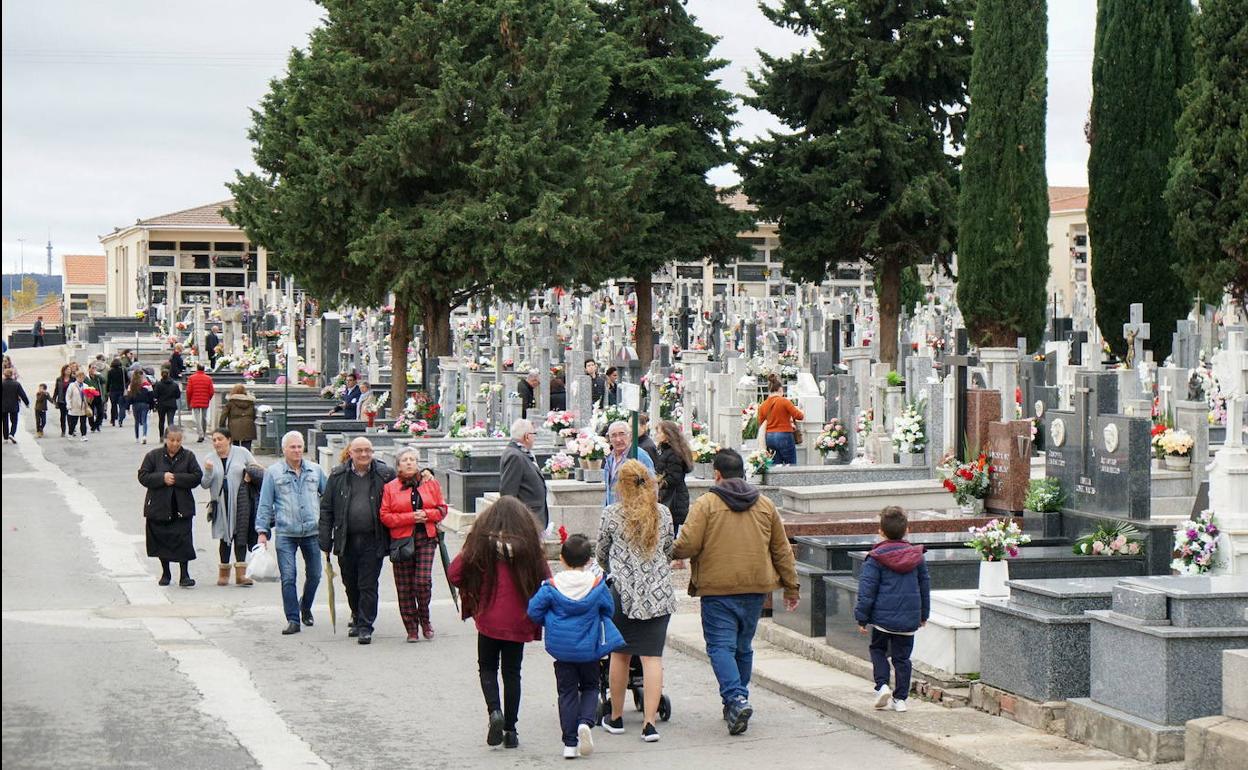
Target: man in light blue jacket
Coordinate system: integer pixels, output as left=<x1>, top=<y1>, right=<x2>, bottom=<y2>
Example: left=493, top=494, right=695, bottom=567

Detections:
left=603, top=421, right=655, bottom=507
left=257, top=430, right=327, bottom=635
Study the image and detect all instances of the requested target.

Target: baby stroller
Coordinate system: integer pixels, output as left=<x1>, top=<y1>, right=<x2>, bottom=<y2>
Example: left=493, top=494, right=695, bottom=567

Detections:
left=597, top=655, right=671, bottom=722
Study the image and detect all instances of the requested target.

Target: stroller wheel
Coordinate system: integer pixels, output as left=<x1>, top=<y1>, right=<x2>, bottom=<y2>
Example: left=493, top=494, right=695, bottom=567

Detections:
left=658, top=694, right=671, bottom=722
left=632, top=689, right=643, bottom=712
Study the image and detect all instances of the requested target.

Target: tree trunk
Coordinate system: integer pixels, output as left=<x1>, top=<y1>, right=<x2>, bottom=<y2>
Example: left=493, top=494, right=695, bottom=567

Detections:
left=635, top=273, right=653, bottom=371
left=422, top=295, right=452, bottom=387
left=878, top=257, right=901, bottom=371
left=389, top=301, right=410, bottom=419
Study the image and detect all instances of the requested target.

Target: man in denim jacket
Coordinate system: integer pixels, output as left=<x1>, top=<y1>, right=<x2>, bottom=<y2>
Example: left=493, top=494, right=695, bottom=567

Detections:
left=257, top=431, right=327, bottom=635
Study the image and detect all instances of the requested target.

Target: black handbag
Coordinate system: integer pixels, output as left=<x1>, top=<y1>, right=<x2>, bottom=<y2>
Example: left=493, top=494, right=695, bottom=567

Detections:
left=389, top=535, right=416, bottom=563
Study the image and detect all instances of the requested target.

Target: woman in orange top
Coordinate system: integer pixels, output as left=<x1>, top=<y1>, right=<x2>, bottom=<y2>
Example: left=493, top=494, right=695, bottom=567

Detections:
left=380, top=447, right=447, bottom=641
left=757, top=374, right=804, bottom=465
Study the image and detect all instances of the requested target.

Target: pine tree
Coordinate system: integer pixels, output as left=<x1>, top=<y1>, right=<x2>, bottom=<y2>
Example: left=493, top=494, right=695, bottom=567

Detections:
left=591, top=0, right=752, bottom=370
left=1088, top=0, right=1192, bottom=360
left=739, top=0, right=972, bottom=368
left=1166, top=0, right=1248, bottom=307
left=227, top=0, right=658, bottom=409
left=956, top=0, right=1051, bottom=349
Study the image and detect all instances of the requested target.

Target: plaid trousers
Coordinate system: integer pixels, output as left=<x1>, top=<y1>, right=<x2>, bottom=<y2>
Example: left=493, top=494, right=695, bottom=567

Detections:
left=392, top=534, right=438, bottom=634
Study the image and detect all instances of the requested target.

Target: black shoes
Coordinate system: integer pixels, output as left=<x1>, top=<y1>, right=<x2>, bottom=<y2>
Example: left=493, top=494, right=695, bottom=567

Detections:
left=347, top=625, right=359, bottom=638
left=486, top=710, right=504, bottom=746
left=282, top=622, right=301, bottom=635
left=503, top=731, right=519, bottom=749
left=641, top=722, right=660, bottom=742
left=357, top=631, right=372, bottom=645
left=157, top=575, right=171, bottom=586
left=600, top=714, right=625, bottom=735
left=179, top=576, right=195, bottom=588
left=726, top=698, right=753, bottom=735
left=301, top=609, right=314, bottom=627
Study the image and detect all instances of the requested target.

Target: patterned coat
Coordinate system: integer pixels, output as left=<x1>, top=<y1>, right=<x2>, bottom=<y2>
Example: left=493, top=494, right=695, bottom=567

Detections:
left=595, top=502, right=676, bottom=620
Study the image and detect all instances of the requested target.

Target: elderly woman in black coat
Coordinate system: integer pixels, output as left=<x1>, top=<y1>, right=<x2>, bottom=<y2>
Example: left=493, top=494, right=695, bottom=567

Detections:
left=138, top=424, right=203, bottom=586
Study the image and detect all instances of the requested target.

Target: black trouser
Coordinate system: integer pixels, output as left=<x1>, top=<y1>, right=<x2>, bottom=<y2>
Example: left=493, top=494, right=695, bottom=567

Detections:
left=159, top=559, right=190, bottom=579
left=869, top=628, right=915, bottom=699
left=57, top=404, right=69, bottom=435
left=478, top=633, right=525, bottom=731
left=233, top=439, right=252, bottom=451
left=32, top=336, right=44, bottom=348
left=109, top=391, right=125, bottom=424
left=35, top=410, right=46, bottom=433
left=339, top=534, right=384, bottom=633
left=220, top=538, right=245, bottom=563
left=73, top=415, right=89, bottom=435
left=157, top=407, right=176, bottom=438
left=2, top=410, right=17, bottom=440
left=555, top=661, right=600, bottom=747
left=90, top=398, right=105, bottom=431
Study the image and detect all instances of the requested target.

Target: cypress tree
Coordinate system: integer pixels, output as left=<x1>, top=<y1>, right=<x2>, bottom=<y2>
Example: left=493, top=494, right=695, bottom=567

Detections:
left=1088, top=0, right=1193, bottom=361
left=591, top=0, right=752, bottom=370
left=1166, top=0, right=1248, bottom=307
left=955, top=0, right=1050, bottom=349
left=739, top=0, right=973, bottom=368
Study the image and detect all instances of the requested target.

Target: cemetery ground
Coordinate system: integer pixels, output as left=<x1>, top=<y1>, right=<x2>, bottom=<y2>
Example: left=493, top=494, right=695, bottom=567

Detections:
left=0, top=352, right=945, bottom=770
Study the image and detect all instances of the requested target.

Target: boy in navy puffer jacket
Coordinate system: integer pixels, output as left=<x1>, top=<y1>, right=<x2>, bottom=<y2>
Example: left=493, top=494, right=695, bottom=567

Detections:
left=854, top=506, right=930, bottom=712
left=528, top=534, right=623, bottom=759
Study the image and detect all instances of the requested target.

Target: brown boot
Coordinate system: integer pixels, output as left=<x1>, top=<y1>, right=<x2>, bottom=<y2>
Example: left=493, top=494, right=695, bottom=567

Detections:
left=234, top=563, right=253, bottom=586
left=217, top=564, right=230, bottom=586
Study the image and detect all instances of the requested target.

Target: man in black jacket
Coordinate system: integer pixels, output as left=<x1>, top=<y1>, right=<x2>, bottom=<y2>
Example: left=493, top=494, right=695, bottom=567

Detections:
left=319, top=437, right=396, bottom=644
left=205, top=326, right=221, bottom=368
left=168, top=345, right=186, bottom=381
left=499, top=418, right=549, bottom=531
left=585, top=359, right=606, bottom=408
left=2, top=368, right=29, bottom=443
left=517, top=370, right=539, bottom=418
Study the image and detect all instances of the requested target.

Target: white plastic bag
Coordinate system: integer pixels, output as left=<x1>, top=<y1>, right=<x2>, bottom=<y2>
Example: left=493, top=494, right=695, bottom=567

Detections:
left=245, top=542, right=279, bottom=582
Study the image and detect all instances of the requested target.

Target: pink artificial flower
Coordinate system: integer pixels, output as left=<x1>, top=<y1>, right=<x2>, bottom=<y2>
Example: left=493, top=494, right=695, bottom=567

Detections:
left=1091, top=540, right=1105, bottom=554
left=1127, top=542, right=1141, bottom=555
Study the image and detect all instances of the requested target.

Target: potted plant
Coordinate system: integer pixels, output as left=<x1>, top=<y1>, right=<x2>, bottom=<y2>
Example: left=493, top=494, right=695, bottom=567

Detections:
left=816, top=418, right=850, bottom=464
left=942, top=452, right=994, bottom=514
left=565, top=430, right=608, bottom=470
left=891, top=401, right=926, bottom=466
left=1160, top=428, right=1194, bottom=470
left=1150, top=423, right=1169, bottom=469
left=543, top=452, right=575, bottom=480
left=1171, top=510, right=1220, bottom=574
left=745, top=449, right=774, bottom=482
left=964, top=519, right=1031, bottom=597
left=1023, top=477, right=1064, bottom=517
left=1073, top=521, right=1143, bottom=556
left=690, top=434, right=721, bottom=478
left=542, top=410, right=579, bottom=437
left=450, top=442, right=473, bottom=472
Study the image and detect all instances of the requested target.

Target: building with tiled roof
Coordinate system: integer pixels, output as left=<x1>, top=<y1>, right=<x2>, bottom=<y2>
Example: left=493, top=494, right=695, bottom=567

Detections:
left=1045, top=186, right=1092, bottom=320
left=61, top=254, right=107, bottom=325
left=99, top=199, right=274, bottom=317
left=8, top=296, right=64, bottom=328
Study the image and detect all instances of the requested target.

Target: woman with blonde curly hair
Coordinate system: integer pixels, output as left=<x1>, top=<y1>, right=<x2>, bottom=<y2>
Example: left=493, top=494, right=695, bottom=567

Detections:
left=595, top=459, right=675, bottom=743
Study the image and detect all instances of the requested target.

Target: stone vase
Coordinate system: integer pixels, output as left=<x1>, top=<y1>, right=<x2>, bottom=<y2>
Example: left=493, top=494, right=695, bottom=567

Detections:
left=582, top=468, right=604, bottom=484
left=898, top=452, right=925, bottom=467
left=822, top=451, right=849, bottom=466
left=978, top=559, right=1010, bottom=597
left=581, top=458, right=603, bottom=470
left=695, top=462, right=713, bottom=479
left=453, top=456, right=471, bottom=472
left=959, top=498, right=985, bottom=516
left=1164, top=454, right=1192, bottom=471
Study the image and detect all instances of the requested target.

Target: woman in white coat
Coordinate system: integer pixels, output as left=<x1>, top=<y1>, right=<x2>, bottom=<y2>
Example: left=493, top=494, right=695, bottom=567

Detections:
left=66, top=371, right=92, bottom=441
left=199, top=427, right=264, bottom=586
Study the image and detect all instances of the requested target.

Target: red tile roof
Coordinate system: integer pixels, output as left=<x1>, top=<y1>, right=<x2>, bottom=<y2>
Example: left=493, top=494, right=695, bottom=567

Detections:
left=720, top=191, right=757, bottom=212
left=137, top=200, right=236, bottom=228
left=9, top=296, right=62, bottom=325
left=62, top=254, right=106, bottom=286
left=1049, top=186, right=1089, bottom=212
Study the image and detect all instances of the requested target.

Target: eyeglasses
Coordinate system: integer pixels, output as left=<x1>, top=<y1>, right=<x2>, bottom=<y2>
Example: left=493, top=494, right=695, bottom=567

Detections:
left=525, top=432, right=538, bottom=437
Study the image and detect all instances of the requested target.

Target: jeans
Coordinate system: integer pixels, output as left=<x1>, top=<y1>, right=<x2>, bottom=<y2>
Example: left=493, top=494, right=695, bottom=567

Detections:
left=275, top=534, right=322, bottom=624
left=110, top=391, right=126, bottom=425
left=700, top=593, right=766, bottom=704
left=57, top=405, right=69, bottom=435
left=339, top=534, right=384, bottom=632
left=478, top=633, right=524, bottom=731
left=192, top=407, right=209, bottom=438
left=3, top=410, right=17, bottom=440
left=35, top=410, right=46, bottom=433
left=132, top=403, right=150, bottom=439
left=765, top=431, right=798, bottom=465
left=869, top=628, right=915, bottom=699
left=554, top=661, right=600, bottom=746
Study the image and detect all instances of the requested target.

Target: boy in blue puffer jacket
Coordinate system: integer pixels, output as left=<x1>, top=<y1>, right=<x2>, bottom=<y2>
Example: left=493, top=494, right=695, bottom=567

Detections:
left=528, top=534, right=623, bottom=759
left=854, top=506, right=930, bottom=713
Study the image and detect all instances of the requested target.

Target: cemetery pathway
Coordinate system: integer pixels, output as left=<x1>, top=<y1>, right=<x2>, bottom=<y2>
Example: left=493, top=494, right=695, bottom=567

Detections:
left=1, top=406, right=947, bottom=769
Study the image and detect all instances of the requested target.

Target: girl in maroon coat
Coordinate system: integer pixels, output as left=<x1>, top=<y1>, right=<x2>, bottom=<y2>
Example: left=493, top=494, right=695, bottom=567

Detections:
left=448, top=496, right=550, bottom=750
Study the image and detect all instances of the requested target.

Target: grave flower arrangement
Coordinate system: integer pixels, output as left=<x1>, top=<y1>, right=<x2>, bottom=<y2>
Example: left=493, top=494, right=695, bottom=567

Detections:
left=593, top=405, right=630, bottom=435
left=451, top=443, right=473, bottom=459
left=778, top=350, right=799, bottom=367
left=745, top=449, right=774, bottom=478
left=815, top=419, right=849, bottom=457
left=393, top=414, right=429, bottom=437
left=690, top=420, right=705, bottom=436
left=779, top=363, right=800, bottom=381
left=856, top=409, right=873, bottom=442
left=448, top=403, right=468, bottom=434
left=891, top=402, right=926, bottom=455
left=297, top=362, right=319, bottom=386
left=1171, top=510, right=1220, bottom=574
left=1150, top=422, right=1170, bottom=458
left=964, top=518, right=1031, bottom=562
left=479, top=382, right=503, bottom=398
left=1073, top=521, right=1143, bottom=556
left=657, top=371, right=685, bottom=421
left=741, top=403, right=760, bottom=440
left=746, top=356, right=775, bottom=380
left=1023, top=478, right=1064, bottom=513
left=403, top=390, right=441, bottom=427
left=543, top=410, right=578, bottom=434
left=1159, top=428, right=1194, bottom=457
left=321, top=372, right=348, bottom=400
left=174, top=321, right=188, bottom=332
left=941, top=453, right=993, bottom=505
left=690, top=435, right=721, bottom=464
left=565, top=430, right=608, bottom=462
left=363, top=390, right=387, bottom=417
left=543, top=452, right=576, bottom=478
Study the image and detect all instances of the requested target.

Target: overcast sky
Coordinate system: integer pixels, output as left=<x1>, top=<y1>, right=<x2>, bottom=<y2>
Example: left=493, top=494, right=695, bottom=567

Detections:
left=1, top=0, right=1095, bottom=276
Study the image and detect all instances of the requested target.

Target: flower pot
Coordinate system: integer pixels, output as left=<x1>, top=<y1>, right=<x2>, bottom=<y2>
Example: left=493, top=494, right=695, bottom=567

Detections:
left=959, top=498, right=985, bottom=516
left=581, top=459, right=603, bottom=471
left=365, top=413, right=376, bottom=428
left=898, top=452, right=925, bottom=467
left=695, top=462, right=713, bottom=479
left=978, top=559, right=1010, bottom=597
left=1164, top=454, right=1191, bottom=471
left=551, top=470, right=570, bottom=481
left=1152, top=456, right=1165, bottom=470
left=822, top=452, right=849, bottom=466
left=453, top=456, right=471, bottom=472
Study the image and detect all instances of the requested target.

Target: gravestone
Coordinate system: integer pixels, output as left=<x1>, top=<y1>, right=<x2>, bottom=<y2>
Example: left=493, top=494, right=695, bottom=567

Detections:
left=1121, top=302, right=1151, bottom=369
left=1172, top=319, right=1199, bottom=371
left=984, top=419, right=1034, bottom=514
left=965, top=389, right=1001, bottom=457
left=946, top=330, right=979, bottom=459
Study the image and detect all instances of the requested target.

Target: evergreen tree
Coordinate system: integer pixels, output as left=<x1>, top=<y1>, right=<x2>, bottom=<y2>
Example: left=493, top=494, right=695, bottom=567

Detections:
left=739, top=0, right=972, bottom=368
left=227, top=0, right=658, bottom=409
left=956, top=0, right=1050, bottom=349
left=591, top=0, right=752, bottom=370
left=1166, top=0, right=1247, bottom=307
left=1088, top=0, right=1192, bottom=360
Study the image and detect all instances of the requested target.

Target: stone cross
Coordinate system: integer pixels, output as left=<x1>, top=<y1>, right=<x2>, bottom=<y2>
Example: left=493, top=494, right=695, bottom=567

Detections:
left=1121, top=303, right=1150, bottom=369
left=945, top=329, right=979, bottom=459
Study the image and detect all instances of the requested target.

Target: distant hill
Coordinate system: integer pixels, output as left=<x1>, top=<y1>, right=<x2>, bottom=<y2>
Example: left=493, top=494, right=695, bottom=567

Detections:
left=1, top=274, right=62, bottom=302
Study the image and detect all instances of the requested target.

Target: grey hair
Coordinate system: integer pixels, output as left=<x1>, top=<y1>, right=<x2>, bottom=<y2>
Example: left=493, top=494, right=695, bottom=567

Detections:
left=608, top=420, right=631, bottom=436
left=281, top=430, right=304, bottom=448
left=164, top=424, right=185, bottom=438
left=527, top=369, right=540, bottom=379
left=510, top=418, right=534, bottom=441
left=394, top=447, right=420, bottom=466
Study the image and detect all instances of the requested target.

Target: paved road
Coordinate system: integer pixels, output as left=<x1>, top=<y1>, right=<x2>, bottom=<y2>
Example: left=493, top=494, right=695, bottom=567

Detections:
left=2, top=348, right=945, bottom=769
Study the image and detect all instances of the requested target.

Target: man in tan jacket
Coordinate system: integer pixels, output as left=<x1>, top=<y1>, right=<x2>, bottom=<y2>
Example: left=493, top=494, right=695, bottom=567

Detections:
left=673, top=448, right=799, bottom=736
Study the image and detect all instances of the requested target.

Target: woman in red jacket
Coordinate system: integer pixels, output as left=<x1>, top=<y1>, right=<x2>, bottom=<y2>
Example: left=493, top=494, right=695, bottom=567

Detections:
left=380, top=448, right=447, bottom=642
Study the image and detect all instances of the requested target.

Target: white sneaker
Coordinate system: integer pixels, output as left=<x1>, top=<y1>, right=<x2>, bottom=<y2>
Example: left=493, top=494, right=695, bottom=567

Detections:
left=577, top=723, right=593, bottom=756
left=81, top=436, right=88, bottom=442
left=891, top=698, right=908, bottom=712
left=563, top=745, right=578, bottom=759
left=873, top=685, right=891, bottom=709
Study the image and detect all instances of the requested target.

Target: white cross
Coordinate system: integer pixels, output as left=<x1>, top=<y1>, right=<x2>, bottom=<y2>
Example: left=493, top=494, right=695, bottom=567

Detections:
left=1122, top=303, right=1151, bottom=368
